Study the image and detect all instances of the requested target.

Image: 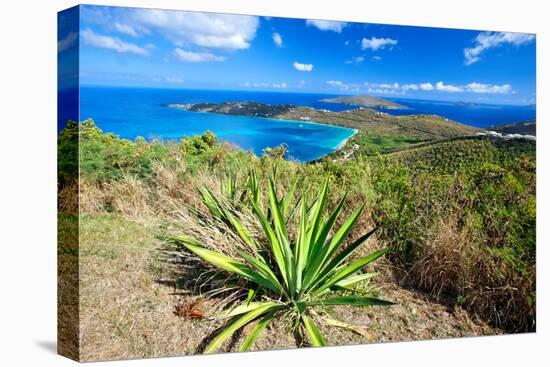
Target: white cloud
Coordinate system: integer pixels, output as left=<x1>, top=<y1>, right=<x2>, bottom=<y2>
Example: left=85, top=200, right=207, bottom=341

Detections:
left=327, top=80, right=344, bottom=87
left=432, top=81, right=513, bottom=94
left=435, top=81, right=464, bottom=93
left=362, top=82, right=400, bottom=95
left=173, top=48, right=225, bottom=62
left=402, top=84, right=419, bottom=91
left=378, top=82, right=400, bottom=89
left=132, top=9, right=259, bottom=50
left=293, top=62, right=313, bottom=72
left=361, top=37, right=398, bottom=51
left=165, top=76, right=184, bottom=84
left=464, top=31, right=535, bottom=65
left=246, top=82, right=288, bottom=89
left=419, top=82, right=434, bottom=91
left=366, top=87, right=404, bottom=95
left=345, top=56, right=365, bottom=64
left=326, top=80, right=350, bottom=91
left=372, top=56, right=382, bottom=61
left=58, top=32, right=77, bottom=52
left=326, top=79, right=513, bottom=95
left=81, top=29, right=149, bottom=56
left=465, top=82, right=513, bottom=94
left=113, top=22, right=140, bottom=37
left=364, top=81, right=435, bottom=93
left=306, top=19, right=347, bottom=33
left=272, top=32, right=283, bottom=47
left=272, top=82, right=287, bottom=88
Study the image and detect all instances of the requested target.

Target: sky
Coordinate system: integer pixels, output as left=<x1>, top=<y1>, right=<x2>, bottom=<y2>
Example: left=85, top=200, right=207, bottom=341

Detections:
left=58, top=5, right=536, bottom=105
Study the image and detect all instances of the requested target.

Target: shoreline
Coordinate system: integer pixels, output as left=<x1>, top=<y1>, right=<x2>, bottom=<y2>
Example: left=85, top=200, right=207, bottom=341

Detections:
left=305, top=128, right=358, bottom=163
left=335, top=128, right=358, bottom=151
left=169, top=107, right=357, bottom=163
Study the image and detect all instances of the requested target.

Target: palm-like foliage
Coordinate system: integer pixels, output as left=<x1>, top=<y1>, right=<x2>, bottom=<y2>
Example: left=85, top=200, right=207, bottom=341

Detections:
left=173, top=173, right=393, bottom=353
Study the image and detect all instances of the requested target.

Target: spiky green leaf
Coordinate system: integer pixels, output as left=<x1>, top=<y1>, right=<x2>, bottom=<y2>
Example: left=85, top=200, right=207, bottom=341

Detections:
left=240, top=309, right=278, bottom=352
left=309, top=295, right=394, bottom=307
left=251, top=201, right=288, bottom=288
left=205, top=303, right=283, bottom=354
left=213, top=301, right=280, bottom=319
left=236, top=249, right=284, bottom=294
left=301, top=195, right=350, bottom=289
left=268, top=178, right=296, bottom=296
left=313, top=248, right=389, bottom=295
left=334, top=272, right=378, bottom=289
left=175, top=237, right=280, bottom=293
left=302, top=315, right=327, bottom=347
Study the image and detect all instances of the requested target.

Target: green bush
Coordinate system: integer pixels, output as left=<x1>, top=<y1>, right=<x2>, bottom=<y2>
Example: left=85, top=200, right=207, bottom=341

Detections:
left=368, top=138, right=536, bottom=331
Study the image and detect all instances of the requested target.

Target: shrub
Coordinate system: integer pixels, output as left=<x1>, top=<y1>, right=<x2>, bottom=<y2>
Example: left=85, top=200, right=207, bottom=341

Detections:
left=79, top=119, right=171, bottom=182
left=173, top=175, right=392, bottom=352
left=369, top=138, right=536, bottom=331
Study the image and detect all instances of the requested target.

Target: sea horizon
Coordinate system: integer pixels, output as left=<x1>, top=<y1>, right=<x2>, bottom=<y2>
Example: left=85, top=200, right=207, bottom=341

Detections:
left=74, top=84, right=537, bottom=107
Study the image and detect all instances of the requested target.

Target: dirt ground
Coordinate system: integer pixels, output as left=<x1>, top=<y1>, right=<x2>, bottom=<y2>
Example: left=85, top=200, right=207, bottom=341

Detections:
left=76, top=214, right=498, bottom=362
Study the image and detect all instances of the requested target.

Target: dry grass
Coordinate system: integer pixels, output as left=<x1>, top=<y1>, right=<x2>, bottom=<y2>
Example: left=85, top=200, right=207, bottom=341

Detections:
left=58, top=214, right=80, bottom=360
left=77, top=213, right=497, bottom=361
left=400, top=209, right=535, bottom=332
left=104, top=175, right=152, bottom=220
left=58, top=182, right=79, bottom=213
left=409, top=214, right=475, bottom=297
left=79, top=180, right=105, bottom=214
left=78, top=214, right=191, bottom=361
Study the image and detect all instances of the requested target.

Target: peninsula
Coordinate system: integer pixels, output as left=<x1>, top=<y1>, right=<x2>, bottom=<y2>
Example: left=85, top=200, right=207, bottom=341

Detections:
left=167, top=101, right=480, bottom=141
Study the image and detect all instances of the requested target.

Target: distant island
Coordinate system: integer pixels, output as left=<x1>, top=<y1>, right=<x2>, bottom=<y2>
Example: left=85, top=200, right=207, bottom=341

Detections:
left=454, top=101, right=481, bottom=107
left=319, top=94, right=406, bottom=109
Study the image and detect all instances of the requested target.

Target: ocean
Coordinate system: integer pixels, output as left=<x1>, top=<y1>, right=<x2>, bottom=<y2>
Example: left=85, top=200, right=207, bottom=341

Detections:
left=377, top=97, right=536, bottom=128
left=70, top=86, right=536, bottom=162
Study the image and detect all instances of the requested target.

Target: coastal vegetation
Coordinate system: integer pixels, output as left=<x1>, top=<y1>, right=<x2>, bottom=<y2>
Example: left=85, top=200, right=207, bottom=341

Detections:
left=59, top=107, right=535, bottom=358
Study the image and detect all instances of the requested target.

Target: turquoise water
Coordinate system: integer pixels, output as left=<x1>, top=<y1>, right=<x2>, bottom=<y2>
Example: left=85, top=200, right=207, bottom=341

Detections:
left=75, top=86, right=536, bottom=161
left=78, top=86, right=357, bottom=162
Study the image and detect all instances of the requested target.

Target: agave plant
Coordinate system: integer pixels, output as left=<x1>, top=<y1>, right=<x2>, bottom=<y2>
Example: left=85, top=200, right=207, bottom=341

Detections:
left=173, top=175, right=392, bottom=353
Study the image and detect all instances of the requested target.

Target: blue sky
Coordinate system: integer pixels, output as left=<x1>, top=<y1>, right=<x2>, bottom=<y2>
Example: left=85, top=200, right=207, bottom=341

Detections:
left=59, top=5, right=536, bottom=105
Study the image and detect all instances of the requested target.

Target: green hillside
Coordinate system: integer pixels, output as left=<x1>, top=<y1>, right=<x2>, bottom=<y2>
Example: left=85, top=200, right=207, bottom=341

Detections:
left=390, top=136, right=536, bottom=172
left=276, top=107, right=481, bottom=139
left=369, top=136, right=535, bottom=331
